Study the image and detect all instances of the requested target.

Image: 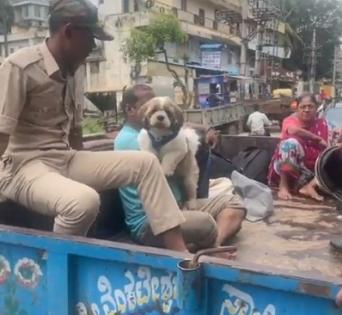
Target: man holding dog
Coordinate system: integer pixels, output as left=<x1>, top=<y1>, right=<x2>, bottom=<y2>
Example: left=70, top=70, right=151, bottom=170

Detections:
left=0, top=0, right=189, bottom=252
left=115, top=85, right=245, bottom=251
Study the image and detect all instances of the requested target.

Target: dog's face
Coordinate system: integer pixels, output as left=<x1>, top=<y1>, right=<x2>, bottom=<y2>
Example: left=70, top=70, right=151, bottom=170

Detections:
left=139, top=97, right=184, bottom=132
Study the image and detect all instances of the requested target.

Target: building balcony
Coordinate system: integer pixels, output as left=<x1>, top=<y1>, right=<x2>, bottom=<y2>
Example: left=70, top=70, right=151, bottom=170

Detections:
left=112, top=6, right=242, bottom=46
left=112, top=11, right=151, bottom=29
left=10, top=0, right=48, bottom=6
left=206, top=0, right=241, bottom=11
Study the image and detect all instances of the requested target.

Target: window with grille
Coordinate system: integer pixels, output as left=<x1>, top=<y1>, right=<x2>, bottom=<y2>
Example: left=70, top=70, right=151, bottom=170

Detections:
left=22, top=6, right=29, bottom=17
left=90, top=62, right=100, bottom=74
left=213, top=20, right=218, bottom=30
left=134, top=0, right=139, bottom=11
left=228, top=50, right=233, bottom=64
left=123, top=0, right=130, bottom=13
left=199, top=8, right=205, bottom=26
left=34, top=6, right=41, bottom=18
left=181, top=0, right=187, bottom=11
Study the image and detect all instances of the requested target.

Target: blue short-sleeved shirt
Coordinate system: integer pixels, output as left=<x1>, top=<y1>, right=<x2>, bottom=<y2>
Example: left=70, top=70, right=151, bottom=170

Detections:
left=114, top=124, right=183, bottom=240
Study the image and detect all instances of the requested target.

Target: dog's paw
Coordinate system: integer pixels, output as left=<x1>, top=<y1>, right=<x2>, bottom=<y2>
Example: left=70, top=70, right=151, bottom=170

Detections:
left=162, top=164, right=175, bottom=177
left=184, top=199, right=198, bottom=210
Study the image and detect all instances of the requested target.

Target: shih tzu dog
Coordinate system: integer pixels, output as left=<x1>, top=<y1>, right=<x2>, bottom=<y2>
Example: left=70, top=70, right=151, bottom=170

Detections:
left=138, top=96, right=200, bottom=209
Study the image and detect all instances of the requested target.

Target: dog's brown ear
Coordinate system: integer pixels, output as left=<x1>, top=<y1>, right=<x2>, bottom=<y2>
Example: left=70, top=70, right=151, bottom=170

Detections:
left=172, top=103, right=184, bottom=132
left=138, top=99, right=153, bottom=129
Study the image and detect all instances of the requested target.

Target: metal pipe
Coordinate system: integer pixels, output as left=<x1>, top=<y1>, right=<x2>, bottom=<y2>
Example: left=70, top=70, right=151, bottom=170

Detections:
left=177, top=259, right=203, bottom=313
left=176, top=246, right=237, bottom=313
left=190, top=246, right=237, bottom=268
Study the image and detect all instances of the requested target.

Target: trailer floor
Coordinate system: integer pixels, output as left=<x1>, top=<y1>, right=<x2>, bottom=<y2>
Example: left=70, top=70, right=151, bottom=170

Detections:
left=110, top=193, right=342, bottom=280
left=231, top=195, right=342, bottom=279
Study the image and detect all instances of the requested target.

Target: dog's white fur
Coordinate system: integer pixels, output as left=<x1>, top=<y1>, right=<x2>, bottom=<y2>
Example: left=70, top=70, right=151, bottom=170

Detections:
left=138, top=97, right=200, bottom=208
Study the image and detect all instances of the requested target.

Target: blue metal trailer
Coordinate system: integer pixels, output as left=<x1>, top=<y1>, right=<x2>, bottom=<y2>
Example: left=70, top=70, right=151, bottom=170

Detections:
left=1, top=135, right=342, bottom=315
left=0, top=221, right=341, bottom=315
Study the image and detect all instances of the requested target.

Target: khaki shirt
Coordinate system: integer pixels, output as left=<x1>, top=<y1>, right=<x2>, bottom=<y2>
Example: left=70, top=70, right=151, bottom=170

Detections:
left=0, top=42, right=84, bottom=170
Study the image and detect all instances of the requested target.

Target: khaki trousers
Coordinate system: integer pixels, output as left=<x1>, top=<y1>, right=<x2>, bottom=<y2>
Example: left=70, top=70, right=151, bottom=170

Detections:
left=140, top=193, right=245, bottom=249
left=2, top=150, right=185, bottom=236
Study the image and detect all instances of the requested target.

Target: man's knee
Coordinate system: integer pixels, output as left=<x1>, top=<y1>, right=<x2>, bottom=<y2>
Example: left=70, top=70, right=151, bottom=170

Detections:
left=62, top=188, right=100, bottom=222
left=134, top=151, right=162, bottom=181
left=194, top=213, right=218, bottom=247
left=54, top=187, right=101, bottom=236
left=138, top=151, right=160, bottom=168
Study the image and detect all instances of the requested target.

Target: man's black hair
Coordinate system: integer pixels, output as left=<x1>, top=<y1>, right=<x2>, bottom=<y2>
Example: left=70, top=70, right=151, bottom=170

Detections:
left=121, top=84, right=153, bottom=114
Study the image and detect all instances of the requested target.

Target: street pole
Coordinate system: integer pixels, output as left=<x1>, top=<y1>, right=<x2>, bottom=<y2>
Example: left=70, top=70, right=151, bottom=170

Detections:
left=3, top=21, right=9, bottom=57
left=333, top=45, right=337, bottom=96
left=240, top=0, right=249, bottom=77
left=309, top=26, right=317, bottom=94
left=255, top=23, right=262, bottom=77
left=254, top=22, right=263, bottom=98
left=270, top=18, right=277, bottom=87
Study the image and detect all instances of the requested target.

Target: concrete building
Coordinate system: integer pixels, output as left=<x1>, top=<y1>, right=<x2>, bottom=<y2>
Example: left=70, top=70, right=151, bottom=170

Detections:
left=86, top=0, right=243, bottom=107
left=0, top=0, right=244, bottom=109
left=0, top=0, right=103, bottom=115
left=0, top=0, right=49, bottom=64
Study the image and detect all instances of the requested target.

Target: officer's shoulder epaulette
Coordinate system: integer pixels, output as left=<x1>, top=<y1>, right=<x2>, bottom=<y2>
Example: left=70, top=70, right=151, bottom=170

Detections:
left=7, top=45, right=42, bottom=70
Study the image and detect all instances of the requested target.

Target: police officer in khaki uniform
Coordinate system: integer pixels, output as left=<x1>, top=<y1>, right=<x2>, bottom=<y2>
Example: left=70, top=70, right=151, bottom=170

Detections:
left=0, top=0, right=188, bottom=252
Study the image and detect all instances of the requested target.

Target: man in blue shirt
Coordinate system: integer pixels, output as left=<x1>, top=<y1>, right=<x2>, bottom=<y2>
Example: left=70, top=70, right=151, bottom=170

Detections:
left=115, top=85, right=245, bottom=250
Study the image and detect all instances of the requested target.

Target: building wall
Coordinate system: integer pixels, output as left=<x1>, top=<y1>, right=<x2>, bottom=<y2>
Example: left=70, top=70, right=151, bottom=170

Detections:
left=85, top=25, right=133, bottom=94
left=87, top=0, right=242, bottom=104
left=0, top=29, right=47, bottom=58
left=0, top=1, right=49, bottom=59
left=98, top=0, right=122, bottom=16
left=10, top=0, right=49, bottom=27
left=187, top=0, right=216, bottom=23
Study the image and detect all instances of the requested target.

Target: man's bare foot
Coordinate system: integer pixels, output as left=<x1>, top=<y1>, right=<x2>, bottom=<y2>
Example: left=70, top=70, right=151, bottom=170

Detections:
left=299, top=184, right=324, bottom=201
left=278, top=188, right=292, bottom=200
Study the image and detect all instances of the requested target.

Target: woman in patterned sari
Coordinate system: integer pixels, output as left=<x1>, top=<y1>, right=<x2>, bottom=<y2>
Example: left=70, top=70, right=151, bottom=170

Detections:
left=268, top=93, right=328, bottom=200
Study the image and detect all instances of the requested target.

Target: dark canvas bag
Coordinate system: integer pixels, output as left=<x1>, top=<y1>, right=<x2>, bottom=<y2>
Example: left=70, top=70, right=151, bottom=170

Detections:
left=211, top=147, right=271, bottom=184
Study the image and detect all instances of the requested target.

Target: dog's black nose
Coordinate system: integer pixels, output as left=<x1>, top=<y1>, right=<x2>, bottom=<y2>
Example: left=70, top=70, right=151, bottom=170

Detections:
left=157, top=115, right=164, bottom=121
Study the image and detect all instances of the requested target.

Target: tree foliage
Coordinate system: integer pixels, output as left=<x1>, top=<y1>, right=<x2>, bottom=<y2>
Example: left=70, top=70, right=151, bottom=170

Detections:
left=123, top=29, right=155, bottom=64
left=123, top=13, right=187, bottom=62
left=278, top=22, right=303, bottom=55
left=279, top=0, right=342, bottom=80
left=0, top=0, right=14, bottom=33
left=0, top=0, right=14, bottom=57
left=122, top=13, right=191, bottom=106
left=147, top=13, right=187, bottom=49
